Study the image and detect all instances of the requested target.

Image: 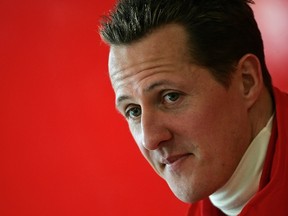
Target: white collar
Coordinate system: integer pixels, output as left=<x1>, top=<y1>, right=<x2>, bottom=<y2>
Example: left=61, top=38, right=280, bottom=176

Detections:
left=209, top=115, right=274, bottom=216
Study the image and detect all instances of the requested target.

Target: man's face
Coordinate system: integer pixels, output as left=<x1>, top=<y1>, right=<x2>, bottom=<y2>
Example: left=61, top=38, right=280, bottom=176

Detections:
left=108, top=24, right=251, bottom=203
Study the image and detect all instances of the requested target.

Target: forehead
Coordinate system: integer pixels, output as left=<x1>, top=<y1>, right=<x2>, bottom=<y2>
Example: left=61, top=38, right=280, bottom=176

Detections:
left=108, top=24, right=191, bottom=84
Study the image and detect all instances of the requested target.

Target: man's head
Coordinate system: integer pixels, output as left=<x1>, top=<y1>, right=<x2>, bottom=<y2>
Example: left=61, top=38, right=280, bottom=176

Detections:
left=100, top=0, right=274, bottom=203
left=100, top=0, right=272, bottom=92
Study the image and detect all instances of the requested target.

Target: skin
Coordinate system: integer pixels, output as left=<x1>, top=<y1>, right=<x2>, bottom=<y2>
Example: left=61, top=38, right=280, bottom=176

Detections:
left=108, top=24, right=273, bottom=203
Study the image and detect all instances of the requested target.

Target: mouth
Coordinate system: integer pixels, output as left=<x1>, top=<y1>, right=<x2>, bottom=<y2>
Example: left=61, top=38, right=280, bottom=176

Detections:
left=161, top=153, right=192, bottom=170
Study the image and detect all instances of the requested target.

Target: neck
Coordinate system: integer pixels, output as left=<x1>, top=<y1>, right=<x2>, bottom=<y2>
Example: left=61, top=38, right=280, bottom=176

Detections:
left=249, top=88, right=274, bottom=139
left=209, top=115, right=274, bottom=215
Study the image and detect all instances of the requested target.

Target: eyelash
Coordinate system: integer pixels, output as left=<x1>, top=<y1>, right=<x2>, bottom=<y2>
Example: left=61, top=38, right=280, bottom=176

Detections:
left=124, top=91, right=183, bottom=120
left=124, top=105, right=141, bottom=120
left=163, top=92, right=181, bottom=104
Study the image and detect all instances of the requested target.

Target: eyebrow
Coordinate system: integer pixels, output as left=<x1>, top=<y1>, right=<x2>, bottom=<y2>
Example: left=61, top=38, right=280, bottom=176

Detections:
left=116, top=80, right=174, bottom=107
left=116, top=95, right=131, bottom=106
left=144, top=80, right=172, bottom=92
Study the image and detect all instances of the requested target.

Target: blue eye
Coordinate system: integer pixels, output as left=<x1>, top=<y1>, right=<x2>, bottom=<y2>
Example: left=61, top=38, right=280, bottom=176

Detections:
left=164, top=92, right=180, bottom=103
left=125, top=106, right=142, bottom=119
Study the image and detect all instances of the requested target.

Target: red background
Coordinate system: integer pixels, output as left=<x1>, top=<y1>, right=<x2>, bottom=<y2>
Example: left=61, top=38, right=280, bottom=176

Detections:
left=0, top=1, right=287, bottom=216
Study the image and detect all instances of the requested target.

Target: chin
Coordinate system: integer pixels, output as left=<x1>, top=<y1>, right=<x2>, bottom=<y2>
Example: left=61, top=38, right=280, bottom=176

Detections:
left=176, top=193, right=203, bottom=204
left=168, top=183, right=207, bottom=204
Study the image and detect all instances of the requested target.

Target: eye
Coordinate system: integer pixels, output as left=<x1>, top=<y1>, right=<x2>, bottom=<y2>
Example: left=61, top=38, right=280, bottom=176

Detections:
left=163, top=92, right=180, bottom=103
left=125, top=106, right=142, bottom=119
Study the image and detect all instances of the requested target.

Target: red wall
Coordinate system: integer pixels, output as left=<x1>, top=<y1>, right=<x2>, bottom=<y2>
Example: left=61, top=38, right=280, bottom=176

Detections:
left=0, top=1, right=287, bottom=216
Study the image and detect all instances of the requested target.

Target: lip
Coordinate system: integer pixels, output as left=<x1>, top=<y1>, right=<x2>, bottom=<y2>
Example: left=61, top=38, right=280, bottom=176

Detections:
left=161, top=153, right=192, bottom=170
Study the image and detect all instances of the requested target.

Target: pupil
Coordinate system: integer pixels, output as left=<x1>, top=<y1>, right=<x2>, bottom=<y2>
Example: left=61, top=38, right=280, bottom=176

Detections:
left=131, top=108, right=140, bottom=116
left=169, top=93, right=178, bottom=101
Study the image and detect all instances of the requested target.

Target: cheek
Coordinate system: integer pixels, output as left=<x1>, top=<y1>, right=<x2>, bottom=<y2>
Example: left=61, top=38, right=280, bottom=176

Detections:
left=174, top=105, right=221, bottom=141
left=128, top=124, right=149, bottom=159
left=129, top=123, right=141, bottom=146
left=193, top=100, right=249, bottom=169
left=176, top=94, right=246, bottom=156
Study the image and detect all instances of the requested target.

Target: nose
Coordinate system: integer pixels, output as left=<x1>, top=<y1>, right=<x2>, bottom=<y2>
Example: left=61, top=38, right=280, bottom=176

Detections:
left=141, top=109, right=172, bottom=150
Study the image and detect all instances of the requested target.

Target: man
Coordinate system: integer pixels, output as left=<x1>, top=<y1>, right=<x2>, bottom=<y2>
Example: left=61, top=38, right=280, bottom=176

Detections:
left=99, top=0, right=288, bottom=215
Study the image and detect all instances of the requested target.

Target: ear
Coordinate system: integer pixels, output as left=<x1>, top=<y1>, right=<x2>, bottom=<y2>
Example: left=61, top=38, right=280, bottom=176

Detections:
left=237, top=54, right=264, bottom=109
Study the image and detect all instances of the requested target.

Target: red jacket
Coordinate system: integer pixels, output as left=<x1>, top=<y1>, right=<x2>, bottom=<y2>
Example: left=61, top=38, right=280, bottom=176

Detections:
left=187, top=87, right=288, bottom=216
